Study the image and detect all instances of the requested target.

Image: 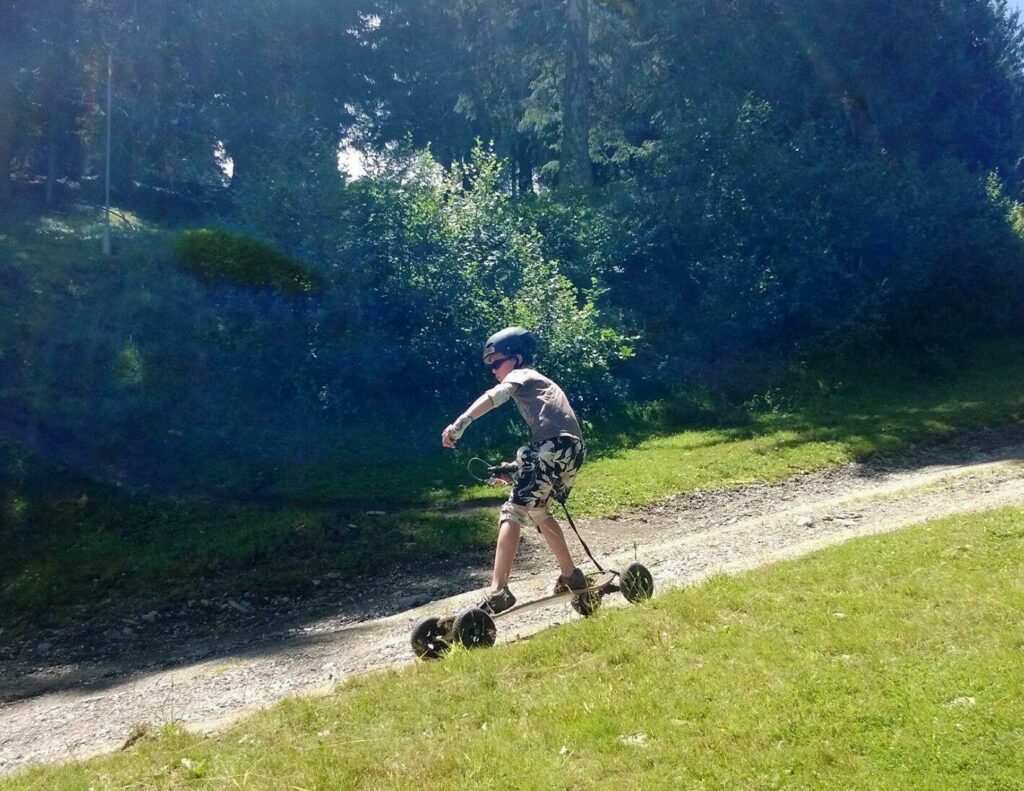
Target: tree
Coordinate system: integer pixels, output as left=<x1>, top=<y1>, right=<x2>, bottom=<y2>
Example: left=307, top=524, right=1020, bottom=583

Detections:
left=356, top=0, right=601, bottom=192
left=560, top=0, right=592, bottom=187
left=0, top=1, right=89, bottom=204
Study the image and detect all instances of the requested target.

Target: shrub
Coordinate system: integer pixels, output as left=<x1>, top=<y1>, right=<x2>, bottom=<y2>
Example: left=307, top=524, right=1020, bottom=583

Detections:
left=229, top=135, right=349, bottom=264
left=604, top=97, right=1024, bottom=390
left=327, top=146, right=635, bottom=413
left=173, top=228, right=323, bottom=294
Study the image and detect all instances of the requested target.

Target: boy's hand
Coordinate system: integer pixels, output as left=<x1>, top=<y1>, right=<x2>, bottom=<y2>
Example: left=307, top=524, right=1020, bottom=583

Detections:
left=441, top=415, right=473, bottom=448
left=490, top=460, right=516, bottom=485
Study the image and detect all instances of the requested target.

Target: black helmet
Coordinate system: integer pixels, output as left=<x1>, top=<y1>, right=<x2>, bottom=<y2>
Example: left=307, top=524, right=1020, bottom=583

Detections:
left=482, top=326, right=536, bottom=365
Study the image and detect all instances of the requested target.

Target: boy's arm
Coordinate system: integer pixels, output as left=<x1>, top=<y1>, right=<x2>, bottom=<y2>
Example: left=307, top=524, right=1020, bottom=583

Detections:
left=441, top=383, right=519, bottom=448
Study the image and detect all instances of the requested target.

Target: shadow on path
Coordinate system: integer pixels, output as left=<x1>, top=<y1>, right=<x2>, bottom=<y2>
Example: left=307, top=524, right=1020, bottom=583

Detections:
left=0, top=543, right=498, bottom=705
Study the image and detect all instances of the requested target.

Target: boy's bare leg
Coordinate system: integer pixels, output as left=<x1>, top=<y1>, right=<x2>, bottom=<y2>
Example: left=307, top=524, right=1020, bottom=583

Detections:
left=490, top=519, right=522, bottom=592
left=534, top=514, right=577, bottom=578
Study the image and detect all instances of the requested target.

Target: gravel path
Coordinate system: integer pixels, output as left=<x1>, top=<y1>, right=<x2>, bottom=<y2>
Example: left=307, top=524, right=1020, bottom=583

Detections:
left=1, top=425, right=1022, bottom=776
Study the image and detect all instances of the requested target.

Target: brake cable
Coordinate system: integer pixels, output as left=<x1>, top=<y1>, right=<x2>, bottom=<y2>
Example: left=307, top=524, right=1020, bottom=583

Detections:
left=467, top=457, right=495, bottom=484
left=556, top=496, right=605, bottom=573
left=468, top=458, right=606, bottom=574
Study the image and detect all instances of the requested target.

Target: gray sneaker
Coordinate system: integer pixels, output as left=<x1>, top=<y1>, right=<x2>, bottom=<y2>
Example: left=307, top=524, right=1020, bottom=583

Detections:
left=478, top=586, right=516, bottom=615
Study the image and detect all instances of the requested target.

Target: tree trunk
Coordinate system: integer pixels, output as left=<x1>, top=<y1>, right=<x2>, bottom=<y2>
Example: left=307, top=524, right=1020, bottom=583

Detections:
left=0, top=89, right=13, bottom=202
left=227, top=132, right=265, bottom=193
left=45, top=135, right=57, bottom=206
left=515, top=135, right=534, bottom=196
left=560, top=0, right=592, bottom=189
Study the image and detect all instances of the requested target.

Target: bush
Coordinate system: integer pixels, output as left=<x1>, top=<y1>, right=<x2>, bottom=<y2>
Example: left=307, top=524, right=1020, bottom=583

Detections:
left=604, top=97, right=1024, bottom=391
left=173, top=228, right=324, bottom=294
left=326, top=146, right=635, bottom=414
left=229, top=134, right=349, bottom=264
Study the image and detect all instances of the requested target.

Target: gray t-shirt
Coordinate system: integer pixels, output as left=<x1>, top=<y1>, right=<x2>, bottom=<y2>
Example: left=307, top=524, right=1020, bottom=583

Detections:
left=503, top=368, right=583, bottom=442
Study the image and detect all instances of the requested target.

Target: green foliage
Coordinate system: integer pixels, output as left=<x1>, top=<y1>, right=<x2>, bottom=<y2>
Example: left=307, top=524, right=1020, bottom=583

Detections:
left=503, top=259, right=634, bottom=410
left=605, top=94, right=1024, bottom=386
left=425, top=146, right=634, bottom=405
left=172, top=228, right=323, bottom=294
left=230, top=133, right=350, bottom=262
left=6, top=0, right=1024, bottom=401
left=329, top=145, right=634, bottom=411
left=114, top=341, right=144, bottom=386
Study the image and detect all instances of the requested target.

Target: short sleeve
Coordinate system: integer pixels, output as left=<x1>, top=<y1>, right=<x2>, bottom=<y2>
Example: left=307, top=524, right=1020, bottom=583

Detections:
left=502, top=369, right=532, bottom=388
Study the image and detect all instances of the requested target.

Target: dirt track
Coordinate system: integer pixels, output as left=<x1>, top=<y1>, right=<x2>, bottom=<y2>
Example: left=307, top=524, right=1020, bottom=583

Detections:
left=1, top=425, right=1022, bottom=776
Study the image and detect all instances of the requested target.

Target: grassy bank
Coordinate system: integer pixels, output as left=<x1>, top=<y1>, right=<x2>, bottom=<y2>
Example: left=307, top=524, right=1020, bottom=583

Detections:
left=8, top=506, right=1023, bottom=788
left=561, top=338, right=1024, bottom=514
left=3, top=338, right=1023, bottom=631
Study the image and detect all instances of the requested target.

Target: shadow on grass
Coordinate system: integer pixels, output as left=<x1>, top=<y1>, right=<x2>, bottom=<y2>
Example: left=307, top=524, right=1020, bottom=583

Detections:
left=765, top=400, right=1024, bottom=467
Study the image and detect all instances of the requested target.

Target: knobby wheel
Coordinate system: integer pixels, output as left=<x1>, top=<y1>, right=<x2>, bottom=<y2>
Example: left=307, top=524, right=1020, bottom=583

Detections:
left=553, top=576, right=602, bottom=617
left=620, top=563, right=654, bottom=603
left=411, top=616, right=454, bottom=660
left=571, top=588, right=602, bottom=616
left=454, top=608, right=497, bottom=649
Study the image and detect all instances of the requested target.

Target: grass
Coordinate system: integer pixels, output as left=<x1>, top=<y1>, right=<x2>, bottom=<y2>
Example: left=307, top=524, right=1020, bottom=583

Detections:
left=466, top=338, right=1024, bottom=515
left=7, top=506, right=1023, bottom=789
left=3, top=336, right=1023, bottom=632
left=0, top=491, right=491, bottom=618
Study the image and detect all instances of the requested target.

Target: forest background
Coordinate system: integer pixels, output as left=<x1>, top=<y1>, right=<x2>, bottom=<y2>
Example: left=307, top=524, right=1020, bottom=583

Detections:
left=2, top=0, right=1024, bottom=534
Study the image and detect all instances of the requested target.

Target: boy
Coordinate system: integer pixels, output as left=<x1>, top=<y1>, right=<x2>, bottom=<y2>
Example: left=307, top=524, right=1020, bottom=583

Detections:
left=441, top=327, right=588, bottom=614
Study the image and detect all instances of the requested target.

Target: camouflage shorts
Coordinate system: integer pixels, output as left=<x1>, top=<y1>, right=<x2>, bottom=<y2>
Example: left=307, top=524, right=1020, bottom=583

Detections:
left=509, top=435, right=586, bottom=510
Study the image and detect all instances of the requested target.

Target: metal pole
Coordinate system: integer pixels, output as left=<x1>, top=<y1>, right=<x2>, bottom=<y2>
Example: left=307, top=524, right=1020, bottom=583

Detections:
left=103, top=51, right=113, bottom=256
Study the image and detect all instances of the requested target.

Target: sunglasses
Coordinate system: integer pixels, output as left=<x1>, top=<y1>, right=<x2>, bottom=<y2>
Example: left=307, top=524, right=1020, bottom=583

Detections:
left=489, top=357, right=511, bottom=371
